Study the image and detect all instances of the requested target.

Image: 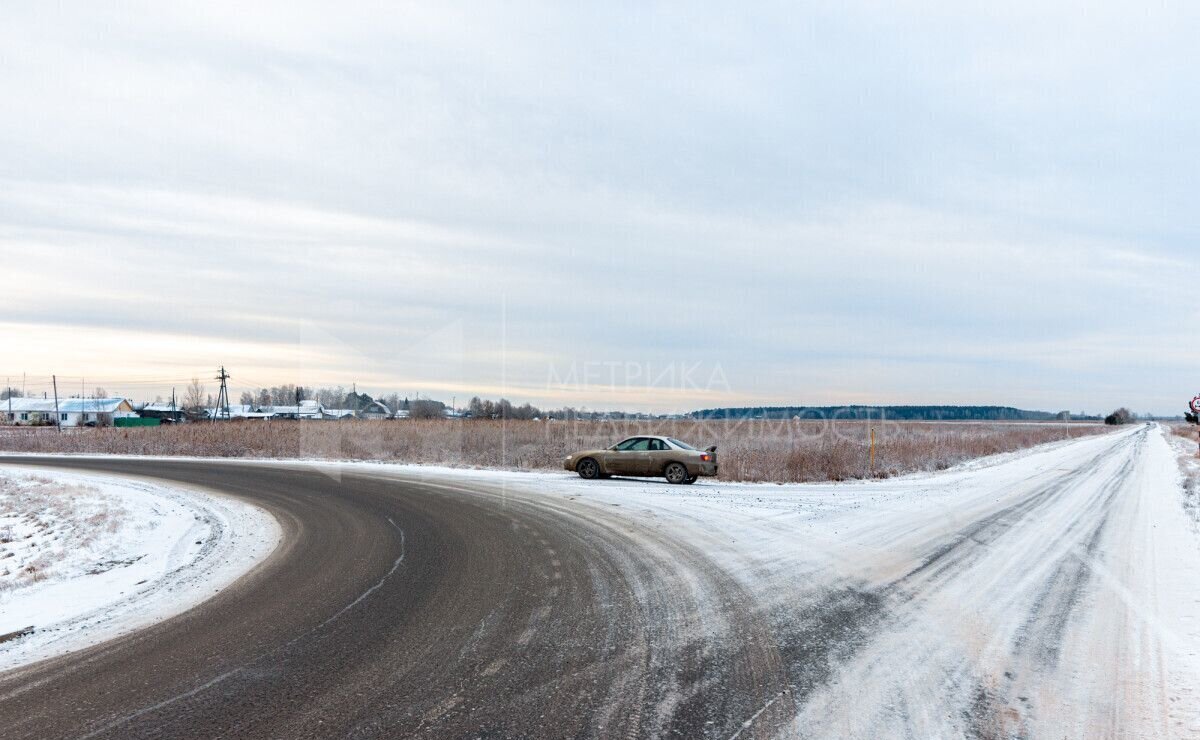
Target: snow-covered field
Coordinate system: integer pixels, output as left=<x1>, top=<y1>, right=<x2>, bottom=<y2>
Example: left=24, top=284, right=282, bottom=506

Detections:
left=0, top=467, right=280, bottom=671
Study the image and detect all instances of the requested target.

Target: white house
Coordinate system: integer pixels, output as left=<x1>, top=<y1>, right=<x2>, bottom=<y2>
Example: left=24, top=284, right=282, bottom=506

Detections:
left=255, top=400, right=325, bottom=420
left=2, top=397, right=136, bottom=427
left=203, top=404, right=275, bottom=420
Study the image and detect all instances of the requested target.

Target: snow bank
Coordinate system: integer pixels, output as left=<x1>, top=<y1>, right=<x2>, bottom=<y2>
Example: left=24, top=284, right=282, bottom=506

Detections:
left=0, top=467, right=280, bottom=671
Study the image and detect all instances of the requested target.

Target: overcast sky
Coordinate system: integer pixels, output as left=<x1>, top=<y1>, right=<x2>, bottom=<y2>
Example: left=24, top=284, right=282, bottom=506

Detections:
left=1, top=2, right=1197, bottom=414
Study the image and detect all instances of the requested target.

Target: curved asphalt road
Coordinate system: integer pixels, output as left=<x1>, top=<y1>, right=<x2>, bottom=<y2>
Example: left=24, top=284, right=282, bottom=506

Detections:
left=0, top=458, right=792, bottom=739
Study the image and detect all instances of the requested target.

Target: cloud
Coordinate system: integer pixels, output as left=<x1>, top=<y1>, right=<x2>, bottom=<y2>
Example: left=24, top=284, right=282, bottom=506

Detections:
left=1, top=3, right=1197, bottom=414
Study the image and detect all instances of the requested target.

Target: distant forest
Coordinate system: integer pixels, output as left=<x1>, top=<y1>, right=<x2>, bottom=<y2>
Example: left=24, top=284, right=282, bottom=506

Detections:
left=689, top=406, right=1099, bottom=422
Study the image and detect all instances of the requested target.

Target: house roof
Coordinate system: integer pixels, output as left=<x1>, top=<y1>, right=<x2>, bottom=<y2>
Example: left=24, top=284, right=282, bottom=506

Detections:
left=2, top=398, right=57, bottom=413
left=57, top=398, right=131, bottom=413
left=256, top=403, right=324, bottom=417
left=141, top=402, right=185, bottom=412
left=204, top=404, right=269, bottom=418
left=3, top=397, right=130, bottom=413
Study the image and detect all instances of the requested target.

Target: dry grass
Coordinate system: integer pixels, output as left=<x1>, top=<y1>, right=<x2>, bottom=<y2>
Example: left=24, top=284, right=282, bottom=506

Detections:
left=0, top=418, right=1112, bottom=483
left=0, top=474, right=124, bottom=590
left=1170, top=424, right=1199, bottom=440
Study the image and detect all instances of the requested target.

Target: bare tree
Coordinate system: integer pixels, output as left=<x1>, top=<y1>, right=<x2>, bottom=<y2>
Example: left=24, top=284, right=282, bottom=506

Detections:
left=465, top=396, right=544, bottom=420
left=184, top=378, right=206, bottom=411
left=1104, top=408, right=1135, bottom=425
left=93, top=387, right=109, bottom=399
left=239, top=391, right=255, bottom=406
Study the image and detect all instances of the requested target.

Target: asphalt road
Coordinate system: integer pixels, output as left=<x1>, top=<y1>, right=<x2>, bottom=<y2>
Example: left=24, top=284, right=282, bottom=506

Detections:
left=0, top=458, right=792, bottom=739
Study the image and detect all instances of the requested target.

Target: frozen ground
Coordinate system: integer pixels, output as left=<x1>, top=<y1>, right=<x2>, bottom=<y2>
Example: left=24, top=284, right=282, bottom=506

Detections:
left=0, top=467, right=280, bottom=671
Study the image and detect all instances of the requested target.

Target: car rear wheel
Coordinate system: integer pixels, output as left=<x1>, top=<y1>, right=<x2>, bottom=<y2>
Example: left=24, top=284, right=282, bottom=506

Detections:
left=664, top=462, right=689, bottom=484
left=576, top=457, right=600, bottom=480
left=682, top=475, right=697, bottom=484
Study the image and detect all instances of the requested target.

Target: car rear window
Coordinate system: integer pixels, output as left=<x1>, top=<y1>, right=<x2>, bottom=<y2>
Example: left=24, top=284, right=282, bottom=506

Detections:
left=667, top=438, right=696, bottom=450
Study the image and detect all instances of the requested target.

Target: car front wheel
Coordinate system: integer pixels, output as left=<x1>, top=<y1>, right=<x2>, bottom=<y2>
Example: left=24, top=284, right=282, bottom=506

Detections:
left=664, top=462, right=689, bottom=484
left=577, top=458, right=600, bottom=480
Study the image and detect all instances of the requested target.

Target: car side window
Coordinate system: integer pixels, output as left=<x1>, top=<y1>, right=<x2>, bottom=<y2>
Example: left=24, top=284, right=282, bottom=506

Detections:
left=627, top=438, right=651, bottom=451
left=648, top=439, right=667, bottom=451
left=615, top=438, right=641, bottom=451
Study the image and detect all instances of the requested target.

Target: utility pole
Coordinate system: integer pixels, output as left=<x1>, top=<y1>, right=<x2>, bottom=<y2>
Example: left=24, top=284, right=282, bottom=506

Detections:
left=6, top=376, right=10, bottom=425
left=52, top=375, right=61, bottom=434
left=171, top=386, right=177, bottom=423
left=213, top=366, right=231, bottom=423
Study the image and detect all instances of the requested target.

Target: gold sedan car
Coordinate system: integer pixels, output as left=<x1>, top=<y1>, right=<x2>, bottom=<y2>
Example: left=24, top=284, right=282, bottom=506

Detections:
left=564, top=436, right=718, bottom=484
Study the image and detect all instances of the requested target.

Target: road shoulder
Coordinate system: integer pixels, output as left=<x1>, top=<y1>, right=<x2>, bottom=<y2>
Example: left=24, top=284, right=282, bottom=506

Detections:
left=0, top=465, right=281, bottom=672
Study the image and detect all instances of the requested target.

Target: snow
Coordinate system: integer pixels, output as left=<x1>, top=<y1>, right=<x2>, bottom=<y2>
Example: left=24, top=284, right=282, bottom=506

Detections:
left=0, top=467, right=280, bottom=671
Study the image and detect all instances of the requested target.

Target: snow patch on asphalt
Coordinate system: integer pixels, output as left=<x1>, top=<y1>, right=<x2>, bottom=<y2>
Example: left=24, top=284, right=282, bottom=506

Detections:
left=0, top=467, right=280, bottom=672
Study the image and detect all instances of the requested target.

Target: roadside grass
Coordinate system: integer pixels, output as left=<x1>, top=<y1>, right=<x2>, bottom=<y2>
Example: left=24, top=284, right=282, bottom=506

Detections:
left=1170, top=423, right=1199, bottom=441
left=0, top=419, right=1112, bottom=483
left=0, top=475, right=123, bottom=591
left=1169, top=424, right=1200, bottom=528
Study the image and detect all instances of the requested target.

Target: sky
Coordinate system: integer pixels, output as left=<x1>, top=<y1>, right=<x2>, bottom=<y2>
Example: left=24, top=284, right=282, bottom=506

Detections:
left=1, top=2, right=1197, bottom=415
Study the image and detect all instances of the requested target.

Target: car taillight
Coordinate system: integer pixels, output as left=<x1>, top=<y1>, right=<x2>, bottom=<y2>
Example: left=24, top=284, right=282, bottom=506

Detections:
left=700, top=453, right=710, bottom=462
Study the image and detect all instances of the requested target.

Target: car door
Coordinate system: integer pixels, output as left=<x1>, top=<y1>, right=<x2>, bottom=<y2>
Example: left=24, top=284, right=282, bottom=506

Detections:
left=608, top=437, right=651, bottom=475
left=646, top=438, right=673, bottom=476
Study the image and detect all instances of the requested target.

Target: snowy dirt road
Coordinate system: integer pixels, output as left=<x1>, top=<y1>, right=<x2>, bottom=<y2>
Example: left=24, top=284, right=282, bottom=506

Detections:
left=0, top=423, right=1196, bottom=739
left=763, top=423, right=1200, bottom=739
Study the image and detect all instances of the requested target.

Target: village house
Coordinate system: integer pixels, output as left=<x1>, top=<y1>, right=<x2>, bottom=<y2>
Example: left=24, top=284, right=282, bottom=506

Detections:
left=356, top=400, right=392, bottom=420
left=2, top=397, right=136, bottom=427
left=137, top=402, right=186, bottom=423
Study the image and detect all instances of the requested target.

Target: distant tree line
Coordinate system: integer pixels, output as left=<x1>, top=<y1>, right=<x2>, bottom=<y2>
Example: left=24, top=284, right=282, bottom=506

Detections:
left=466, top=397, right=541, bottom=420
left=461, top=398, right=662, bottom=421
left=232, top=385, right=414, bottom=414
left=689, top=405, right=1098, bottom=422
